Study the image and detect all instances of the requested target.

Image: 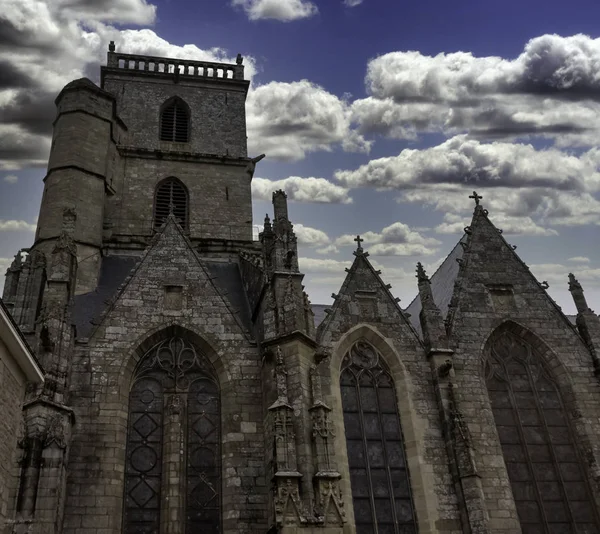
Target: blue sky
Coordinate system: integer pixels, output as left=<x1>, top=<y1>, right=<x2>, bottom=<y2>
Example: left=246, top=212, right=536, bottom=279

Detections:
left=2, top=0, right=600, bottom=313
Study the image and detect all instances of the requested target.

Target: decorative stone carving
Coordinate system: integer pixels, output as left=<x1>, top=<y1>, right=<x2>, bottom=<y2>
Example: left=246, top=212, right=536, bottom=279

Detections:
left=309, top=364, right=345, bottom=526
left=268, top=346, right=305, bottom=527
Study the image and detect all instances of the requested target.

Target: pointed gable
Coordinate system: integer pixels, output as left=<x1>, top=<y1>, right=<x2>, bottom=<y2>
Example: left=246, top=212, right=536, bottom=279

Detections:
left=317, top=246, right=420, bottom=345
left=446, top=204, right=578, bottom=337
left=80, top=216, right=253, bottom=342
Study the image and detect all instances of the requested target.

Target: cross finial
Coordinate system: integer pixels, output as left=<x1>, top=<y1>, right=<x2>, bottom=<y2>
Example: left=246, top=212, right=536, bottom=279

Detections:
left=469, top=190, right=483, bottom=206
left=354, top=235, right=364, bottom=252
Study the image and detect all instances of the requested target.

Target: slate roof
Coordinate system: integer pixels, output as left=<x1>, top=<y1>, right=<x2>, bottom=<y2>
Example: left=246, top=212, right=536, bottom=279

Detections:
left=404, top=235, right=467, bottom=337
left=203, top=261, right=253, bottom=333
left=72, top=255, right=138, bottom=338
left=311, top=304, right=329, bottom=328
left=72, top=255, right=254, bottom=338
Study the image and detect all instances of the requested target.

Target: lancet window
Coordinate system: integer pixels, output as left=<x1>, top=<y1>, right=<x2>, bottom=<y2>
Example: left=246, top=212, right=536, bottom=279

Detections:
left=123, top=337, right=220, bottom=534
left=153, top=177, right=188, bottom=230
left=340, top=340, right=417, bottom=534
left=486, top=329, right=600, bottom=533
left=160, top=98, right=190, bottom=143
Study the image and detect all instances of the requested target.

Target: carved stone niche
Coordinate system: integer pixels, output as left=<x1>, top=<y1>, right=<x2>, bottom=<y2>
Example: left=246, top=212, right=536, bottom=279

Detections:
left=486, top=284, right=516, bottom=313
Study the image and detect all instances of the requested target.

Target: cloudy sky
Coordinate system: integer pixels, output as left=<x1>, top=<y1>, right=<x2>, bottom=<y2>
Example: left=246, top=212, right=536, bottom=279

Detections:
left=2, top=0, right=600, bottom=313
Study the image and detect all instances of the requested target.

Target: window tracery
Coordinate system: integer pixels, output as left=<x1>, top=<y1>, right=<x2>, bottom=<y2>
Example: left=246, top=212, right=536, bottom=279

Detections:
left=124, top=337, right=220, bottom=534
left=486, top=329, right=600, bottom=533
left=340, top=340, right=417, bottom=534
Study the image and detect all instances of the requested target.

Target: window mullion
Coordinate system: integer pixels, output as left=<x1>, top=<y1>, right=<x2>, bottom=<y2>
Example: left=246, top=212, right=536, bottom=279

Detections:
left=499, top=357, right=551, bottom=533
left=356, top=370, right=379, bottom=534
left=528, top=366, right=577, bottom=530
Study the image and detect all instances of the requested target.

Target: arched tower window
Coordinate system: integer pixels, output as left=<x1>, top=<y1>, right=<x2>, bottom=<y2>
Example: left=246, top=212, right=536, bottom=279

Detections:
left=160, top=98, right=190, bottom=142
left=123, top=337, right=221, bottom=534
left=153, top=177, right=188, bottom=230
left=340, top=340, right=417, bottom=534
left=486, top=328, right=600, bottom=533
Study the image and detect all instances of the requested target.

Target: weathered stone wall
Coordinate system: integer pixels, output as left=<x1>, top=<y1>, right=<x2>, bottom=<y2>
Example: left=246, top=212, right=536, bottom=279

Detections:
left=105, top=157, right=253, bottom=242
left=63, top=221, right=267, bottom=534
left=0, top=339, right=26, bottom=526
left=102, top=74, right=248, bottom=158
left=448, top=207, right=600, bottom=532
left=317, top=254, right=463, bottom=534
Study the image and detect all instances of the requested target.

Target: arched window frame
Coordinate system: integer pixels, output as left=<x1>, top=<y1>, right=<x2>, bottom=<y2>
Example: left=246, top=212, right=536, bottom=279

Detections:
left=484, top=324, right=600, bottom=533
left=153, top=177, right=189, bottom=231
left=123, top=337, right=221, bottom=534
left=340, top=338, right=418, bottom=534
left=159, top=97, right=191, bottom=143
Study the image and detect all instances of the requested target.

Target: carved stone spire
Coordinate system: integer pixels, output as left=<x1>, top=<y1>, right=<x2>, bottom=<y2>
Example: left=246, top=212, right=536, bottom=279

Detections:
left=569, top=272, right=589, bottom=313
left=416, top=262, right=448, bottom=351
left=569, top=273, right=600, bottom=377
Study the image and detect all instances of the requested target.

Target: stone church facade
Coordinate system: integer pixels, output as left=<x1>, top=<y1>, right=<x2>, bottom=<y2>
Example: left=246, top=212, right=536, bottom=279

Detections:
left=2, top=43, right=600, bottom=534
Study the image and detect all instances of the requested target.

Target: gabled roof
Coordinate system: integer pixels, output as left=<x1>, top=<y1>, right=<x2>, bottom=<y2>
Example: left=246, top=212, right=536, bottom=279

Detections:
left=0, top=299, right=44, bottom=382
left=404, top=235, right=467, bottom=337
left=316, top=247, right=421, bottom=344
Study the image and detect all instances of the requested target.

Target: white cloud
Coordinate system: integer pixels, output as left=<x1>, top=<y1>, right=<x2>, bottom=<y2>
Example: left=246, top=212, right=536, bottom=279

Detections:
left=335, top=135, right=599, bottom=192
left=315, top=244, right=339, bottom=255
left=294, top=224, right=331, bottom=247
left=0, top=220, right=36, bottom=232
left=351, top=34, right=600, bottom=146
left=434, top=212, right=558, bottom=237
left=247, top=80, right=371, bottom=161
left=3, top=174, right=18, bottom=184
left=568, top=256, right=590, bottom=263
left=299, top=257, right=351, bottom=273
left=56, top=0, right=157, bottom=24
left=231, top=0, right=317, bottom=21
left=252, top=177, right=352, bottom=204
left=335, top=221, right=441, bottom=256
left=343, top=0, right=363, bottom=6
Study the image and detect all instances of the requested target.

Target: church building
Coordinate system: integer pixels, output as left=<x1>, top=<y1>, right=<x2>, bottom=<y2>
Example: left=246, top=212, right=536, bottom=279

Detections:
left=2, top=42, right=600, bottom=534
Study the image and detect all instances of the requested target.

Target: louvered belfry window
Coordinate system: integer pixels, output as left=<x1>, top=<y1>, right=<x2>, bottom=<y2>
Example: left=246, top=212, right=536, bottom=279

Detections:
left=160, top=98, right=189, bottom=142
left=154, top=178, right=188, bottom=230
left=341, top=340, right=417, bottom=534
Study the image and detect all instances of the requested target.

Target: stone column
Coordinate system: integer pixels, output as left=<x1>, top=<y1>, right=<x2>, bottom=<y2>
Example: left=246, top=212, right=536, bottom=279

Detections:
left=160, top=394, right=185, bottom=534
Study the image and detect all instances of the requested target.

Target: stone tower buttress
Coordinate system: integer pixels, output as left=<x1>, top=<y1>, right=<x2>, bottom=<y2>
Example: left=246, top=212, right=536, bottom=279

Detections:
left=36, top=79, right=118, bottom=294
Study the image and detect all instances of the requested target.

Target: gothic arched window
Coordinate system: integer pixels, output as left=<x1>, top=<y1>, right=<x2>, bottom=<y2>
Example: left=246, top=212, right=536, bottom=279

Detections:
left=153, top=177, right=188, bottom=230
left=340, top=340, right=417, bottom=534
left=160, top=98, right=190, bottom=142
left=123, top=337, right=220, bottom=534
left=486, top=329, right=600, bottom=533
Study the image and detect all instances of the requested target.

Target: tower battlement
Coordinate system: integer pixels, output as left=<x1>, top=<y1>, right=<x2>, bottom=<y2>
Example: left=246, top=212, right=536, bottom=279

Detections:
left=103, top=41, right=246, bottom=85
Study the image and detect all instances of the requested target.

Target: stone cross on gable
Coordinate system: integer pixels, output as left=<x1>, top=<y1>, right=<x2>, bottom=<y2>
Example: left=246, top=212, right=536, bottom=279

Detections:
left=354, top=235, right=364, bottom=252
left=469, top=191, right=483, bottom=206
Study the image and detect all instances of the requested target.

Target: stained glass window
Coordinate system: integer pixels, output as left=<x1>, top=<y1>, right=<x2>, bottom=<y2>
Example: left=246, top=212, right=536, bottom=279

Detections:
left=340, top=340, right=417, bottom=534
left=486, top=330, right=600, bottom=534
left=124, top=337, right=220, bottom=534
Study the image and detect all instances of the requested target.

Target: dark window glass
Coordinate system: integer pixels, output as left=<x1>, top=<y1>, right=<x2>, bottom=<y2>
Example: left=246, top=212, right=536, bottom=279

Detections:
left=160, top=99, right=189, bottom=142
left=153, top=178, right=188, bottom=230
left=124, top=337, right=220, bottom=534
left=486, top=330, right=600, bottom=533
left=341, top=340, right=417, bottom=534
